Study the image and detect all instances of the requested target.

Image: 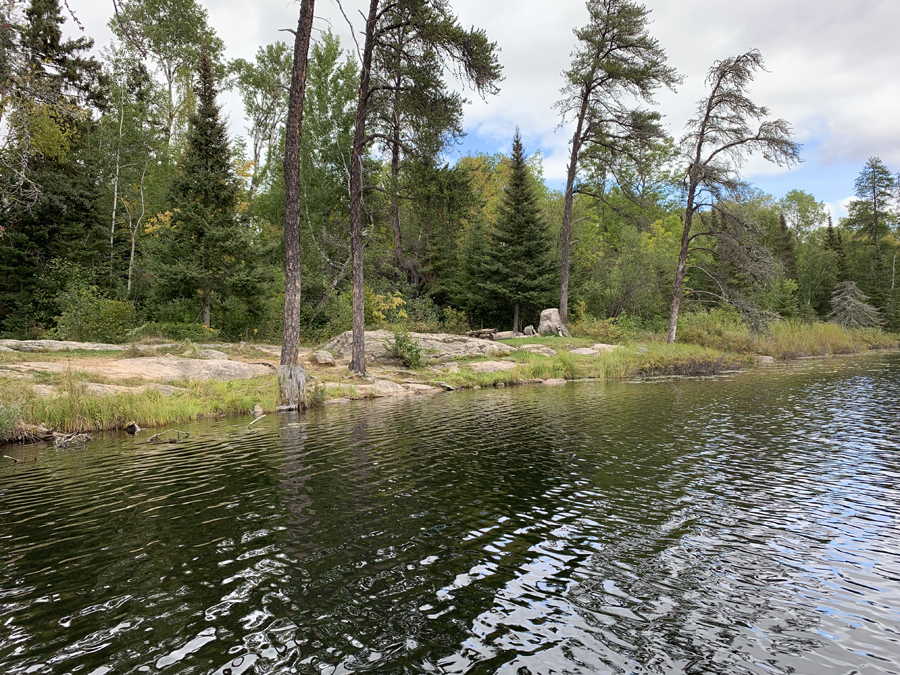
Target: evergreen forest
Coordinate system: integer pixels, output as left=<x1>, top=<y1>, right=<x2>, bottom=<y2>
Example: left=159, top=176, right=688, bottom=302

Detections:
left=1, top=0, right=898, bottom=351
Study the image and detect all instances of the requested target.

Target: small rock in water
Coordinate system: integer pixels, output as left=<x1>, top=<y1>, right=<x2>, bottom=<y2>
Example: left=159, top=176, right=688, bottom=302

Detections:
left=543, top=378, right=567, bottom=386
left=124, top=421, right=141, bottom=435
left=253, top=404, right=264, bottom=416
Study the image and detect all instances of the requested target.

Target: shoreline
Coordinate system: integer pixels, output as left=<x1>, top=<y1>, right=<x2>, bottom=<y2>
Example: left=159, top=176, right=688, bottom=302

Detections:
left=2, top=333, right=898, bottom=447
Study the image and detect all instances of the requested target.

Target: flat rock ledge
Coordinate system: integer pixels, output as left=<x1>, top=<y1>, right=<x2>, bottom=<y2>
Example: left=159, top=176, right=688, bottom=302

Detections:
left=0, top=339, right=126, bottom=352
left=4, top=357, right=271, bottom=382
left=322, top=330, right=517, bottom=364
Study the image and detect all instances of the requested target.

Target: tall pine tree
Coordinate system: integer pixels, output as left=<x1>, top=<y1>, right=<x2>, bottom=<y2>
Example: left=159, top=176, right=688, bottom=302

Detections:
left=0, top=0, right=105, bottom=335
left=482, top=131, right=555, bottom=332
left=146, top=47, right=260, bottom=328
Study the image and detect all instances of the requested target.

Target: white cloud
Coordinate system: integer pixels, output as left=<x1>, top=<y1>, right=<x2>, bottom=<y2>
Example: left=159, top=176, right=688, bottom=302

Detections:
left=66, top=0, right=900, bottom=203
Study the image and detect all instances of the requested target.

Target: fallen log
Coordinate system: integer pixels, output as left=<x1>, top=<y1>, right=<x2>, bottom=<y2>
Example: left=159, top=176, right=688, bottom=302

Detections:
left=465, top=329, right=497, bottom=340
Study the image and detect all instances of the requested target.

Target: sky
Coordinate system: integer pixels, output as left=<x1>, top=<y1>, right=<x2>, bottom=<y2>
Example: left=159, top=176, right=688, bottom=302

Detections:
left=66, top=0, right=900, bottom=218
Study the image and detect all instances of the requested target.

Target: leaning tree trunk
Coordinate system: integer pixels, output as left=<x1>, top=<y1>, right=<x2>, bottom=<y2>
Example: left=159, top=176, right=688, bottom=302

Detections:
left=559, top=96, right=588, bottom=326
left=279, top=0, right=316, bottom=410
left=667, top=186, right=697, bottom=343
left=348, top=0, right=380, bottom=376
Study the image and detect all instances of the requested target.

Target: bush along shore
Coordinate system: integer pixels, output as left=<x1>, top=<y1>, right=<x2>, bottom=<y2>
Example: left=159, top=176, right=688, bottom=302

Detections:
left=1, top=319, right=898, bottom=446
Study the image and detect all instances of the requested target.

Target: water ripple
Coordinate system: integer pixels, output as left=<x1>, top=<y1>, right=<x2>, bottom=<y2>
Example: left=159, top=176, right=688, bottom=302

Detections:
left=1, top=353, right=899, bottom=674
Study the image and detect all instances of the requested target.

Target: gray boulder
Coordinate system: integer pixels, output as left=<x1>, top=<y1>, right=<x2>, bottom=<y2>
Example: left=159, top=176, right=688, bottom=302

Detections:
left=494, top=330, right=524, bottom=339
left=321, top=330, right=517, bottom=364
left=523, top=325, right=536, bottom=336
left=312, top=350, right=335, bottom=366
left=537, top=309, right=571, bottom=337
left=373, top=380, right=408, bottom=396
left=198, top=349, right=228, bottom=360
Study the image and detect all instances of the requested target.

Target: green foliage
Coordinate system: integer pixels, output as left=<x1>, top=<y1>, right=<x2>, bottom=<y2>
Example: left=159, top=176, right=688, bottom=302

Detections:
left=54, top=286, right=137, bottom=343
left=676, top=307, right=755, bottom=353
left=844, top=157, right=897, bottom=248
left=761, top=278, right=801, bottom=319
left=440, top=307, right=470, bottom=335
left=386, top=330, right=424, bottom=368
left=480, top=131, right=556, bottom=330
left=779, top=189, right=827, bottom=238
left=144, top=48, right=270, bottom=328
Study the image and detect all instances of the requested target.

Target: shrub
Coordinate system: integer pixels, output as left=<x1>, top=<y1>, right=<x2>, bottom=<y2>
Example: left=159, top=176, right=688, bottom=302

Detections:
left=386, top=330, right=424, bottom=368
left=676, top=307, right=753, bottom=352
left=441, top=306, right=470, bottom=334
left=54, top=286, right=137, bottom=343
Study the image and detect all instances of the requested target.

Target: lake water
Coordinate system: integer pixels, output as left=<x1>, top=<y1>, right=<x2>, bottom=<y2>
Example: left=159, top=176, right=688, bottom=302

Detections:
left=2, top=353, right=899, bottom=674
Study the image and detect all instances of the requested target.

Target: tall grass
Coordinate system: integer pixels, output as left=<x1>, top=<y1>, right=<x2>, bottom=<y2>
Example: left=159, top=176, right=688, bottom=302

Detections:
left=673, top=309, right=898, bottom=358
left=431, top=343, right=741, bottom=390
left=14, top=374, right=278, bottom=434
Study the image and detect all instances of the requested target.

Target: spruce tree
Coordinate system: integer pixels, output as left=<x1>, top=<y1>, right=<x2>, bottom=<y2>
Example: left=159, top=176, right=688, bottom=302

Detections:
left=482, top=131, right=556, bottom=332
left=828, top=280, right=883, bottom=328
left=824, top=215, right=850, bottom=283
left=147, top=47, right=259, bottom=328
left=775, top=213, right=797, bottom=280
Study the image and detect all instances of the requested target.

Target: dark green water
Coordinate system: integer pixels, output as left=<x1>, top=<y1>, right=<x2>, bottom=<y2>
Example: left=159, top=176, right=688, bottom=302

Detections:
left=2, top=353, right=900, bottom=674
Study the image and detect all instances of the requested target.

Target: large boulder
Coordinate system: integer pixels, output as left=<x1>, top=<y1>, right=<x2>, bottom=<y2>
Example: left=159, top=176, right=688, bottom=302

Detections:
left=321, top=330, right=517, bottom=364
left=537, top=309, right=570, bottom=337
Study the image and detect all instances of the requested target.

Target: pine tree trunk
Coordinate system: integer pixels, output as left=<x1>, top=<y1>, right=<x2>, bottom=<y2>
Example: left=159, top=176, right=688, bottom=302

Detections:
left=348, top=0, right=380, bottom=377
left=559, top=98, right=588, bottom=326
left=390, top=73, right=404, bottom=269
left=667, top=188, right=697, bottom=343
left=391, top=141, right=403, bottom=266
left=513, top=303, right=520, bottom=333
left=279, top=0, right=315, bottom=410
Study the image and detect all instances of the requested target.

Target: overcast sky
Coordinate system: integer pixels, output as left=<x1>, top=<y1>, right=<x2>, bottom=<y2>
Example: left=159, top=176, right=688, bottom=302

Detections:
left=67, top=0, right=900, bottom=217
